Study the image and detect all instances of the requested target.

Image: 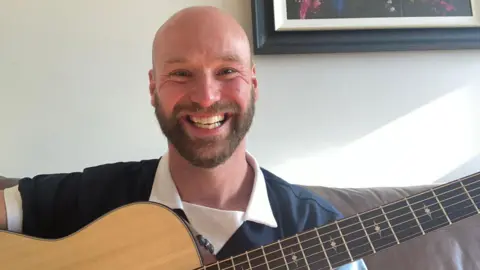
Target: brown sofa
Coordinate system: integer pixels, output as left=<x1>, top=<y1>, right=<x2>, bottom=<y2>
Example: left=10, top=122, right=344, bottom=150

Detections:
left=1, top=176, right=478, bottom=269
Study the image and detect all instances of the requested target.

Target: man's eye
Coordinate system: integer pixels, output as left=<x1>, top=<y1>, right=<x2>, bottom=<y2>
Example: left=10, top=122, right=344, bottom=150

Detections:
left=170, top=70, right=191, bottom=77
left=218, top=68, right=237, bottom=76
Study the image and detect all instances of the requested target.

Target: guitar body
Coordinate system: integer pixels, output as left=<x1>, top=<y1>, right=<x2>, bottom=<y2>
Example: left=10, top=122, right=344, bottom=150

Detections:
left=0, top=202, right=206, bottom=270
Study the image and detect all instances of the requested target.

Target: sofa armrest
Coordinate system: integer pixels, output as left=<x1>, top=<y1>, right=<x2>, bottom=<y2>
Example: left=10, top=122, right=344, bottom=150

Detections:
left=0, top=176, right=19, bottom=190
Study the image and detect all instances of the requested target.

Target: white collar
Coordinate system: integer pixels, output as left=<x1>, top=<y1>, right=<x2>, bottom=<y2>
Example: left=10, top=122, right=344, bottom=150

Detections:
left=148, top=152, right=278, bottom=228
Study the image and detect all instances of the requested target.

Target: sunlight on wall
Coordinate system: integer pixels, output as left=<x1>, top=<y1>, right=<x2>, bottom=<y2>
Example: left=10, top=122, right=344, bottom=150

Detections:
left=272, top=84, right=480, bottom=188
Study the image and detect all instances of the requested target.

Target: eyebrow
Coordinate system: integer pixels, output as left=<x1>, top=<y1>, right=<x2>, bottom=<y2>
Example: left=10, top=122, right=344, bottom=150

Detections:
left=163, top=54, right=243, bottom=65
left=219, top=54, right=242, bottom=63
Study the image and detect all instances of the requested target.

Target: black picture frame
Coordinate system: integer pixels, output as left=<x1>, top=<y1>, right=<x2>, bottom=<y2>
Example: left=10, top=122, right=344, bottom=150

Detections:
left=251, top=0, right=480, bottom=55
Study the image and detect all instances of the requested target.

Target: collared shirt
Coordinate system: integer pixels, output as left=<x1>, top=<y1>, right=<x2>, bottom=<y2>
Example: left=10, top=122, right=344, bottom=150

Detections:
left=5, top=152, right=367, bottom=269
left=148, top=152, right=277, bottom=253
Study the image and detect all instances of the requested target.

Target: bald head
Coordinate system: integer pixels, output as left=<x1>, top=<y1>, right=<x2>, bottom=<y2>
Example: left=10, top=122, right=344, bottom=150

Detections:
left=151, top=6, right=252, bottom=71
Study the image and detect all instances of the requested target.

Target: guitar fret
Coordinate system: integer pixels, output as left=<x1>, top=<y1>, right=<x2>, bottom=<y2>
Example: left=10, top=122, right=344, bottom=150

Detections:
left=232, top=253, right=251, bottom=270
left=298, top=230, right=330, bottom=270
left=263, top=242, right=288, bottom=270
left=335, top=221, right=353, bottom=262
left=295, top=234, right=311, bottom=270
left=383, top=199, right=423, bottom=243
left=405, top=198, right=425, bottom=235
left=245, top=251, right=253, bottom=269
left=359, top=208, right=398, bottom=251
left=461, top=182, right=480, bottom=214
left=278, top=241, right=290, bottom=270
left=219, top=258, right=233, bottom=270
left=204, top=261, right=220, bottom=270
left=247, top=248, right=268, bottom=270
left=316, top=228, right=333, bottom=270
left=464, top=175, right=480, bottom=210
left=316, top=222, right=350, bottom=268
left=337, top=215, right=374, bottom=261
left=407, top=190, right=450, bottom=233
left=281, top=235, right=308, bottom=269
left=436, top=181, right=478, bottom=223
left=357, top=214, right=376, bottom=254
left=261, top=246, right=270, bottom=270
left=432, top=189, right=452, bottom=224
left=380, top=206, right=400, bottom=244
left=246, top=251, right=253, bottom=270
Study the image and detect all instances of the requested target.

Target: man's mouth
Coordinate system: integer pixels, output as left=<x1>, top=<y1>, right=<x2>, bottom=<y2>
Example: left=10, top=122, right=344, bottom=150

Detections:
left=185, top=113, right=230, bottom=129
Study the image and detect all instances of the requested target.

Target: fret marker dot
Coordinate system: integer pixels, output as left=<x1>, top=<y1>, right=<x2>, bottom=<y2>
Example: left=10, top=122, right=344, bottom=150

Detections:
left=291, top=253, right=298, bottom=266
left=424, top=205, right=432, bottom=219
left=330, top=236, right=337, bottom=251
left=374, top=221, right=381, bottom=236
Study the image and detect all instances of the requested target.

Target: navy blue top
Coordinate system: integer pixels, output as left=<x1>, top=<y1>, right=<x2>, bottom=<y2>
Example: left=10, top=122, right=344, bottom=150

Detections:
left=18, top=158, right=367, bottom=269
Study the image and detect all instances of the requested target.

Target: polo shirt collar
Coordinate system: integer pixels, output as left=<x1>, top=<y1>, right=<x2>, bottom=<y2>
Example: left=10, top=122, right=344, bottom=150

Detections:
left=148, top=152, right=278, bottom=228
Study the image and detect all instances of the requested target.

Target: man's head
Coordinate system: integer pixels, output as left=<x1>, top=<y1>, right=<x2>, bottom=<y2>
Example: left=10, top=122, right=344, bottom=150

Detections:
left=148, top=6, right=258, bottom=168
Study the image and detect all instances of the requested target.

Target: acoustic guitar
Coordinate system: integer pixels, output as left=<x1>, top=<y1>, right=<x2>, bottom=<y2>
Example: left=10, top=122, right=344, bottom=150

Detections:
left=1, top=171, right=479, bottom=270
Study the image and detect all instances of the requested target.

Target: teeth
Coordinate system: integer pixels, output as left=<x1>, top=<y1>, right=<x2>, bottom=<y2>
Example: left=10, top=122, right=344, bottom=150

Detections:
left=190, top=115, right=225, bottom=124
left=193, top=122, right=222, bottom=129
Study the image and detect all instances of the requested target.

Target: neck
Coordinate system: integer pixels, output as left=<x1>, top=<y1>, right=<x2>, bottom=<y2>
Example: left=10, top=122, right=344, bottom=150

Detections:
left=168, top=141, right=254, bottom=211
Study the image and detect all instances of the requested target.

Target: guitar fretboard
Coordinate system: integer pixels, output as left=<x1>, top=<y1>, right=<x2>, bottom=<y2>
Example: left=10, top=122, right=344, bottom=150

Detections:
left=201, top=171, right=480, bottom=270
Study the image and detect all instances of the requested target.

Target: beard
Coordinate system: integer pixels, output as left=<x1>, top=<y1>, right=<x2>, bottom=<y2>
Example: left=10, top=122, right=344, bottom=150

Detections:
left=154, top=89, right=255, bottom=168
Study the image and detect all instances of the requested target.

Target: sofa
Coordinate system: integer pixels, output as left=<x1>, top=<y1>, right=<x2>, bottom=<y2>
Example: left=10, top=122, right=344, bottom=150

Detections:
left=1, top=176, right=479, bottom=269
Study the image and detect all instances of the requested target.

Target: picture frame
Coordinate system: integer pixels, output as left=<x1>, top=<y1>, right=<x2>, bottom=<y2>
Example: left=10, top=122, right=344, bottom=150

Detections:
left=251, top=0, right=480, bottom=54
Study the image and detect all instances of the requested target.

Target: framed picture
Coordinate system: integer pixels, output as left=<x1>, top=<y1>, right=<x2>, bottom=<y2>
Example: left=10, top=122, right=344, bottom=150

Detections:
left=251, top=0, right=480, bottom=54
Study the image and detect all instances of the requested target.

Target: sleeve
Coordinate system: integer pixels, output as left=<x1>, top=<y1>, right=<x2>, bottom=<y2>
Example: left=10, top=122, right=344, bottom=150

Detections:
left=4, top=185, right=23, bottom=233
left=17, top=172, right=84, bottom=239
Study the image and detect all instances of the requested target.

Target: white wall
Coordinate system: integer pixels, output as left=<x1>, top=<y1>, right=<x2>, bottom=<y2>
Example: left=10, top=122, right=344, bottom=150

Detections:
left=1, top=0, right=480, bottom=188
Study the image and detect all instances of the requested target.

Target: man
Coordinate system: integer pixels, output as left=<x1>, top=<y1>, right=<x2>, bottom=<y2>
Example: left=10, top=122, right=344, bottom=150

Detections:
left=0, top=6, right=367, bottom=270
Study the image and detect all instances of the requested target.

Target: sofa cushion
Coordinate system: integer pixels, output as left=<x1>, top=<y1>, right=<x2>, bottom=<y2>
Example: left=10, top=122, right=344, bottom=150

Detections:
left=306, top=184, right=480, bottom=270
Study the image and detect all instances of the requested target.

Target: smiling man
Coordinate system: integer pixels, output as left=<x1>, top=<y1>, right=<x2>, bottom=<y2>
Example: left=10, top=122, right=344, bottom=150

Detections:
left=0, top=6, right=366, bottom=270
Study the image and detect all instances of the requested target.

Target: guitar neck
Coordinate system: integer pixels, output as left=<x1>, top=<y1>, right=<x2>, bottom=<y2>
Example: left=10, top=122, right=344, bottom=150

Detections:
left=203, top=171, right=480, bottom=270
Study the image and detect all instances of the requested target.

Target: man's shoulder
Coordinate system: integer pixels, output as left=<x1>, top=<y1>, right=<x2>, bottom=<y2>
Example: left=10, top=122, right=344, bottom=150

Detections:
left=81, top=158, right=160, bottom=178
left=260, top=167, right=344, bottom=233
left=18, top=157, right=161, bottom=197
left=261, top=167, right=342, bottom=216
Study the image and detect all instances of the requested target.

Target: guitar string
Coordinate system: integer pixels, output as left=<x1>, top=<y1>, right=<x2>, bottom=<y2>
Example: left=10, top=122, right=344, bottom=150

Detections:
left=200, top=176, right=480, bottom=270
left=226, top=174, right=480, bottom=265
left=207, top=198, right=479, bottom=270
left=259, top=188, right=480, bottom=270
left=206, top=180, right=480, bottom=269
left=321, top=181, right=480, bottom=248
left=279, top=202, right=475, bottom=270
left=203, top=184, right=480, bottom=270
left=267, top=192, right=479, bottom=270
left=200, top=175, right=480, bottom=270
left=279, top=197, right=480, bottom=270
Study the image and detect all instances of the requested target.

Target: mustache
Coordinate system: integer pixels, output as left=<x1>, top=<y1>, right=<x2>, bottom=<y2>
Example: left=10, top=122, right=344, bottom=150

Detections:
left=173, top=101, right=241, bottom=117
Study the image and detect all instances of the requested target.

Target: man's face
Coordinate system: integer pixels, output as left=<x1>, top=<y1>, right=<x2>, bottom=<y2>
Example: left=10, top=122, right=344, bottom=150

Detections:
left=149, top=24, right=258, bottom=168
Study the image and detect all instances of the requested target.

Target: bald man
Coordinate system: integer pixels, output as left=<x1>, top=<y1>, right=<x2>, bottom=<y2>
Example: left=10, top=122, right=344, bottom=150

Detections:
left=0, top=6, right=367, bottom=270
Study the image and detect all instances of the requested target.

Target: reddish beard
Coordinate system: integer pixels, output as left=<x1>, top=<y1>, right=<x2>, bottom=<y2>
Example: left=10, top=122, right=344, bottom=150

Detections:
left=154, top=90, right=255, bottom=168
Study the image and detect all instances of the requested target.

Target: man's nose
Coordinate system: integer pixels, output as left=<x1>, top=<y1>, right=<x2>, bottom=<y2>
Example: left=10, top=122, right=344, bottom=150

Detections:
left=189, top=75, right=221, bottom=108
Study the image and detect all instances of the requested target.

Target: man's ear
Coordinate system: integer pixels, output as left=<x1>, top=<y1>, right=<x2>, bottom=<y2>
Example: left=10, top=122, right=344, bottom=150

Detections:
left=251, top=64, right=259, bottom=102
left=148, top=69, right=156, bottom=106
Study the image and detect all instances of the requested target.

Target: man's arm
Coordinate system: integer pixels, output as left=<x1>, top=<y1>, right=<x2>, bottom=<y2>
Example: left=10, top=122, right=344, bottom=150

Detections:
left=0, top=177, right=20, bottom=230
left=0, top=190, right=7, bottom=229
